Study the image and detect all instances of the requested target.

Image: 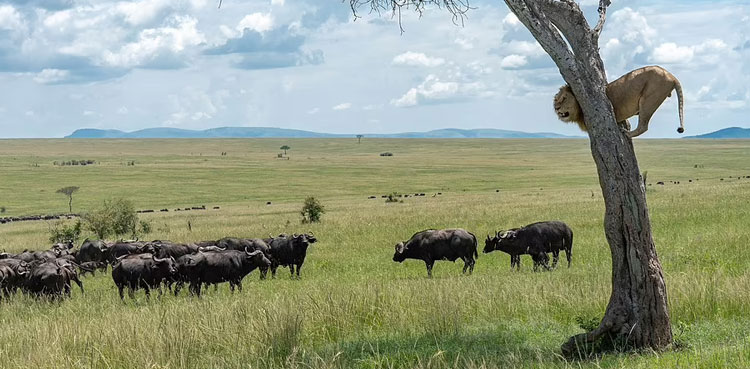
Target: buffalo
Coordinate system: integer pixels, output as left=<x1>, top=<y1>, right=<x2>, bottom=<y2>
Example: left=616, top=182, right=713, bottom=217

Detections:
left=111, top=254, right=177, bottom=300
left=176, top=249, right=271, bottom=296
left=76, top=239, right=110, bottom=265
left=267, top=233, right=316, bottom=279
left=484, top=220, right=573, bottom=271
left=392, top=228, right=478, bottom=277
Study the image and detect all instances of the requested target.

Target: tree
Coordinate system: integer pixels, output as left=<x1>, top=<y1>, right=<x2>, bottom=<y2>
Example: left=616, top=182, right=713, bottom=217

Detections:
left=301, top=197, right=325, bottom=223
left=356, top=134, right=364, bottom=144
left=348, top=0, right=672, bottom=355
left=56, top=186, right=79, bottom=213
left=280, top=145, right=290, bottom=155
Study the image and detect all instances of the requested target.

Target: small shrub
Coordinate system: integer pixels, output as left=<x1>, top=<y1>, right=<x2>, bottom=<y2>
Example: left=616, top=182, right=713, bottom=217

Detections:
left=49, top=219, right=82, bottom=244
left=385, top=192, right=401, bottom=203
left=138, top=220, right=152, bottom=235
left=83, top=198, right=139, bottom=239
left=301, top=197, right=325, bottom=223
left=0, top=206, right=5, bottom=214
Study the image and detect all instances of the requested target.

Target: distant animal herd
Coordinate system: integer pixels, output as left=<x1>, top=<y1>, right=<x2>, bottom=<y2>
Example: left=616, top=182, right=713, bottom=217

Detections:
left=0, top=219, right=576, bottom=301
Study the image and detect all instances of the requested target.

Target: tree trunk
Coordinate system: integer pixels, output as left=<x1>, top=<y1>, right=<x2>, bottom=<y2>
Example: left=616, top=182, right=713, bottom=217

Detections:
left=68, top=195, right=73, bottom=213
left=503, top=0, right=672, bottom=355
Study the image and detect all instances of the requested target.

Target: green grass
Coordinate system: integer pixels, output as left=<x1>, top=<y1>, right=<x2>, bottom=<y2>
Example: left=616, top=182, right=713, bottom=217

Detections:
left=0, top=138, right=749, bottom=368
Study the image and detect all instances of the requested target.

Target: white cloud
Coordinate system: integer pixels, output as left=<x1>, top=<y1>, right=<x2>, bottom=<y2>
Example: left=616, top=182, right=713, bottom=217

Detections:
left=650, top=42, right=694, bottom=63
left=33, top=69, right=70, bottom=84
left=271, top=0, right=285, bottom=5
left=100, top=15, right=205, bottom=68
left=392, top=51, right=445, bottom=67
left=237, top=12, right=274, bottom=33
left=83, top=110, right=96, bottom=116
left=117, top=106, right=129, bottom=115
left=500, top=54, right=528, bottom=69
left=332, top=103, right=351, bottom=111
left=0, top=5, right=25, bottom=31
left=116, top=0, right=172, bottom=26
left=307, top=107, right=319, bottom=114
left=391, top=74, right=492, bottom=108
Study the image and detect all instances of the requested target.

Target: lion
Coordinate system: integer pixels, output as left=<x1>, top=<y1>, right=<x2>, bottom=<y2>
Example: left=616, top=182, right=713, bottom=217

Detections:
left=553, top=66, right=684, bottom=138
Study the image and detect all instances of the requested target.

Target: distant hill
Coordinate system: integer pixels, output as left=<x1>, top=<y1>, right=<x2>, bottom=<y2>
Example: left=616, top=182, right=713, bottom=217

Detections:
left=65, top=127, right=577, bottom=139
left=685, top=127, right=750, bottom=139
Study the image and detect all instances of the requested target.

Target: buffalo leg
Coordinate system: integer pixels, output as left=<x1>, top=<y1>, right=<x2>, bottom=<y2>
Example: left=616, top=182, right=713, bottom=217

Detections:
left=296, top=262, right=303, bottom=279
left=260, top=267, right=268, bottom=280
left=566, top=248, right=572, bottom=268
left=289, top=265, right=295, bottom=279
left=229, top=283, right=235, bottom=293
left=237, top=280, right=243, bottom=292
left=118, top=285, right=125, bottom=300
left=128, top=287, right=135, bottom=300
left=271, top=266, right=278, bottom=279
left=425, top=260, right=434, bottom=278
left=551, top=251, right=560, bottom=269
left=144, top=285, right=151, bottom=300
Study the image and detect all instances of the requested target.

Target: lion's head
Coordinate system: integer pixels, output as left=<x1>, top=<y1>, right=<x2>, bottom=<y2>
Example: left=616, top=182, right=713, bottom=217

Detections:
left=553, top=85, right=585, bottom=130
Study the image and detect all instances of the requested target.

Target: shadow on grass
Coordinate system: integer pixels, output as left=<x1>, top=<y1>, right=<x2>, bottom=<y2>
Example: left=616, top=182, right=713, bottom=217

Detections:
left=317, top=327, right=564, bottom=369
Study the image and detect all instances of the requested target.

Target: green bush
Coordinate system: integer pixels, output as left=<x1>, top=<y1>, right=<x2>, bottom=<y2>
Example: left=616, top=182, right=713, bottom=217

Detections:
left=48, top=219, right=82, bottom=244
left=301, top=197, right=325, bottom=223
left=83, top=198, right=139, bottom=239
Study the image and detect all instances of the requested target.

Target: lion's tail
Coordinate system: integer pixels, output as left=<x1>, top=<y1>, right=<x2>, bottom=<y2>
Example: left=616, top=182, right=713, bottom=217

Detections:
left=675, top=80, right=685, bottom=134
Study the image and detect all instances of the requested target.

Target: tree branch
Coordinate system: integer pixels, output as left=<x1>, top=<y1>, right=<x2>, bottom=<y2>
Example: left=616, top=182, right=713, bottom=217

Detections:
left=347, top=0, right=473, bottom=33
left=592, top=0, right=611, bottom=36
left=504, top=0, right=576, bottom=76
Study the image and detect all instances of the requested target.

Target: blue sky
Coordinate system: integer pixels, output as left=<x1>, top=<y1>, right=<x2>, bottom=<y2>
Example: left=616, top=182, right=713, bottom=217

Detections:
left=0, top=0, right=747, bottom=138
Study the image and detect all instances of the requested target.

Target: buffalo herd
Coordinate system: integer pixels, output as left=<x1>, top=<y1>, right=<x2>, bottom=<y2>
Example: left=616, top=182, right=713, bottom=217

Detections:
left=0, top=233, right=316, bottom=300
left=0, top=219, right=573, bottom=300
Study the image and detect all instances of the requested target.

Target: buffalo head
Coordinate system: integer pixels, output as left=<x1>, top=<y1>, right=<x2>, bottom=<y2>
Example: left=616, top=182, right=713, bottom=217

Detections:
left=152, top=255, right=178, bottom=275
left=392, top=242, right=407, bottom=262
left=483, top=234, right=497, bottom=254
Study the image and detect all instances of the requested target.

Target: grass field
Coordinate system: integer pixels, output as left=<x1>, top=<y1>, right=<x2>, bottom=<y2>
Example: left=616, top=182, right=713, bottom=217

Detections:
left=0, top=138, right=749, bottom=368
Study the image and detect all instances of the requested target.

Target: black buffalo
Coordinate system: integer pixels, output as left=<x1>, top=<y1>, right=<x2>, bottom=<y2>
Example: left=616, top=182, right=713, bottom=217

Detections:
left=105, top=241, right=145, bottom=264
left=483, top=220, right=573, bottom=271
left=176, top=249, right=271, bottom=296
left=111, top=254, right=177, bottom=300
left=392, top=228, right=478, bottom=277
left=150, top=240, right=199, bottom=259
left=24, top=259, right=83, bottom=299
left=267, top=233, right=316, bottom=279
left=76, top=239, right=110, bottom=264
left=0, top=259, right=30, bottom=298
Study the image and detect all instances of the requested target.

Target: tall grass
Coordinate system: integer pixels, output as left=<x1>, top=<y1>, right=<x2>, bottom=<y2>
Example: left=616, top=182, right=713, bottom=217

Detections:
left=0, top=139, right=748, bottom=368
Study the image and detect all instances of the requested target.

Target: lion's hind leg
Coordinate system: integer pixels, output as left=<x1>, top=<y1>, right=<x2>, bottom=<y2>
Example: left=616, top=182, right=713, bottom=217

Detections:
left=627, top=93, right=668, bottom=138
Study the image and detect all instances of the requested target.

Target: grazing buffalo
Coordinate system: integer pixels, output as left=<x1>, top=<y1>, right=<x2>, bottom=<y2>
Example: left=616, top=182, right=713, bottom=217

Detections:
left=111, top=254, right=177, bottom=300
left=177, top=249, right=271, bottom=296
left=484, top=220, right=573, bottom=271
left=25, top=259, right=83, bottom=299
left=78, top=261, right=107, bottom=277
left=0, top=260, right=29, bottom=298
left=392, top=229, right=478, bottom=277
left=76, top=239, right=110, bottom=264
left=105, top=241, right=145, bottom=263
left=267, top=233, right=316, bottom=279
left=150, top=241, right=199, bottom=259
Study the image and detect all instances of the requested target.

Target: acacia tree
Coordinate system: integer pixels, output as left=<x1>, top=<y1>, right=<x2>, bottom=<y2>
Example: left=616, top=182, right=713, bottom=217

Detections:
left=56, top=186, right=79, bottom=213
left=347, top=0, right=672, bottom=355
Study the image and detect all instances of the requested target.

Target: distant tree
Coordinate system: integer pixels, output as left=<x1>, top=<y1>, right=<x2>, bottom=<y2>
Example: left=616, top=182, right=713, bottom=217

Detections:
left=0, top=206, right=5, bottom=214
left=301, top=197, right=325, bottom=223
left=56, top=186, right=80, bottom=213
left=356, top=135, right=364, bottom=144
left=280, top=145, right=291, bottom=155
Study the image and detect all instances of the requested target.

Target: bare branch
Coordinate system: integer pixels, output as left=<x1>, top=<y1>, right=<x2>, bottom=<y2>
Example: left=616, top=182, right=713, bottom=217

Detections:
left=592, top=0, right=612, bottom=36
left=347, top=0, right=473, bottom=33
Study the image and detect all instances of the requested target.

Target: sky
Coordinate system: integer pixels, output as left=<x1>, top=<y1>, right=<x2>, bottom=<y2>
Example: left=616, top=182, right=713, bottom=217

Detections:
left=0, top=0, right=748, bottom=138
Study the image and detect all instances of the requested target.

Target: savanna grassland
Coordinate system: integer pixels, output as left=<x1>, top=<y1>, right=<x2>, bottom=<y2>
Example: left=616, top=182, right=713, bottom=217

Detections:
left=0, top=138, right=749, bottom=369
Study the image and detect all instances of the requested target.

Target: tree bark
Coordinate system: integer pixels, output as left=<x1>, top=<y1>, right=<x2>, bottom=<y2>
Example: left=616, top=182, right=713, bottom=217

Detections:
left=503, top=0, right=672, bottom=355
